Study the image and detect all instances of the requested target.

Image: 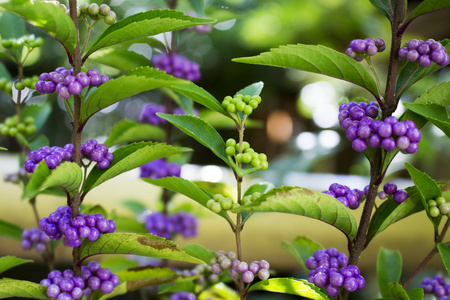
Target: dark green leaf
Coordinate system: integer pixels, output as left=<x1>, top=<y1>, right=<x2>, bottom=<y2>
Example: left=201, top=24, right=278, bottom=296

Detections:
left=81, top=67, right=187, bottom=124
left=437, top=243, right=450, bottom=276
left=377, top=248, right=402, bottom=297
left=403, top=102, right=450, bottom=138
left=407, top=0, right=450, bottom=23
left=0, top=220, right=22, bottom=240
left=385, top=282, right=409, bottom=300
left=22, top=102, right=52, bottom=133
left=234, top=81, right=264, bottom=97
left=182, top=244, right=215, bottom=264
left=1, top=0, right=76, bottom=54
left=248, top=278, right=329, bottom=299
left=407, top=288, right=424, bottom=300
left=0, top=63, right=11, bottom=81
left=79, top=232, right=204, bottom=265
left=85, top=9, right=215, bottom=57
left=0, top=256, right=32, bottom=275
left=232, top=187, right=358, bottom=242
left=369, top=0, right=393, bottom=20
left=84, top=142, right=190, bottom=193
left=157, top=114, right=230, bottom=167
left=104, top=120, right=164, bottom=147
left=0, top=11, right=26, bottom=39
left=0, top=278, right=47, bottom=299
left=281, top=236, right=323, bottom=271
left=142, top=176, right=233, bottom=223
left=88, top=49, right=150, bottom=73
left=233, top=44, right=379, bottom=97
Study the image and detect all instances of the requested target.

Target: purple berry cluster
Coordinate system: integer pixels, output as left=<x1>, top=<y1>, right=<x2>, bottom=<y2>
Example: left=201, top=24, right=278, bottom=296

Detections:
left=35, top=67, right=109, bottom=99
left=399, top=39, right=449, bottom=67
left=152, top=52, right=201, bottom=81
left=140, top=158, right=181, bottom=179
left=81, top=261, right=120, bottom=295
left=322, top=183, right=365, bottom=210
left=21, top=228, right=51, bottom=253
left=377, top=182, right=409, bottom=204
left=39, top=269, right=85, bottom=300
left=81, top=139, right=114, bottom=170
left=210, top=250, right=270, bottom=284
left=170, top=292, right=196, bottom=300
left=306, top=248, right=365, bottom=297
left=145, top=211, right=198, bottom=239
left=421, top=275, right=450, bottom=299
left=346, top=38, right=386, bottom=61
left=24, top=144, right=75, bottom=173
left=39, top=206, right=116, bottom=247
left=339, top=101, right=421, bottom=153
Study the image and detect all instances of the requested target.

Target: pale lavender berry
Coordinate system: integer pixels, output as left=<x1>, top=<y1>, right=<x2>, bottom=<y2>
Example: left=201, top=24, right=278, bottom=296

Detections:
left=236, top=261, right=248, bottom=273
left=379, top=191, right=387, bottom=199
left=258, top=268, right=270, bottom=280
left=378, top=123, right=392, bottom=138
left=419, top=55, right=432, bottom=67
left=396, top=136, right=411, bottom=150
left=346, top=48, right=356, bottom=59
left=56, top=293, right=72, bottom=300
left=357, top=125, right=372, bottom=139
left=211, top=263, right=222, bottom=275
left=399, top=47, right=408, bottom=59
left=352, top=138, right=367, bottom=152
left=68, top=81, right=82, bottom=95
left=406, top=128, right=421, bottom=143
left=350, top=39, right=367, bottom=52
left=407, top=50, right=420, bottom=62
left=407, top=39, right=422, bottom=50
left=376, top=38, right=386, bottom=52
left=46, top=284, right=60, bottom=298
left=59, top=87, right=71, bottom=99
left=242, top=270, right=255, bottom=283
left=40, top=278, right=52, bottom=287
left=393, top=190, right=408, bottom=203
left=366, top=45, right=378, bottom=56
left=404, top=142, right=419, bottom=154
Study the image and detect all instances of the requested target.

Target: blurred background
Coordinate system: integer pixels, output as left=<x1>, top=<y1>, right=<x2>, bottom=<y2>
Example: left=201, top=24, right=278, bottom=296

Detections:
left=0, top=0, right=450, bottom=299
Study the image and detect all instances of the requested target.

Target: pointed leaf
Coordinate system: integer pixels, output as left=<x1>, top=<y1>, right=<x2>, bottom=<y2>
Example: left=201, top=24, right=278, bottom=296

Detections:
left=281, top=236, right=323, bottom=272
left=414, top=81, right=450, bottom=107
left=232, top=187, right=358, bottom=242
left=85, top=9, right=215, bottom=57
left=243, top=183, right=274, bottom=197
left=385, top=282, right=409, bottom=300
left=234, top=81, right=264, bottom=97
left=233, top=44, right=379, bottom=97
left=97, top=256, right=139, bottom=273
left=41, top=162, right=83, bottom=198
left=117, top=266, right=177, bottom=286
left=377, top=248, right=402, bottom=298
left=0, top=220, right=22, bottom=240
left=81, top=205, right=108, bottom=217
left=81, top=67, right=187, bottom=124
left=407, top=0, right=450, bottom=23
left=0, top=278, right=47, bottom=299
left=0, top=256, right=32, bottom=275
left=437, top=243, right=450, bottom=276
left=248, top=278, right=329, bottom=299
left=121, top=199, right=147, bottom=215
left=104, top=120, right=164, bottom=147
left=113, top=215, right=147, bottom=233
left=88, top=49, right=150, bottom=73
left=182, top=244, right=215, bottom=264
left=91, top=282, right=127, bottom=300
left=407, top=288, right=424, bottom=300
left=403, top=102, right=450, bottom=138
left=1, top=0, right=76, bottom=54
left=79, top=232, right=204, bottom=265
left=84, top=142, right=190, bottom=193
left=142, top=176, right=233, bottom=223
left=369, top=0, right=393, bottom=20
left=0, top=147, right=6, bottom=151
left=157, top=113, right=230, bottom=167
left=22, top=160, right=51, bottom=200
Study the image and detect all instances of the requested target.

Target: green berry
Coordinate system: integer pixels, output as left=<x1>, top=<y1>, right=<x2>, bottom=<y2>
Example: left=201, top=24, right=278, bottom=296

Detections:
left=235, top=94, right=243, bottom=101
left=249, top=99, right=258, bottom=109
left=24, top=116, right=34, bottom=125
left=244, top=148, right=254, bottom=154
left=253, top=95, right=262, bottom=103
left=226, top=138, right=236, bottom=147
left=242, top=153, right=252, bottom=164
left=235, top=153, right=243, bottom=163
left=104, top=11, right=116, bottom=25
left=99, top=4, right=111, bottom=16
left=211, top=202, right=222, bottom=214
left=236, top=101, right=246, bottom=112
left=79, top=3, right=89, bottom=13
left=243, top=95, right=252, bottom=103
left=242, top=196, right=252, bottom=205
left=206, top=199, right=216, bottom=209
left=226, top=146, right=235, bottom=156
left=241, top=141, right=250, bottom=150
left=259, top=153, right=267, bottom=161
left=261, top=161, right=269, bottom=170
left=222, top=99, right=231, bottom=108
left=5, top=116, right=18, bottom=127
left=16, top=123, right=25, bottom=132
left=14, top=81, right=25, bottom=91
left=244, top=105, right=253, bottom=115
left=428, top=200, right=437, bottom=207
left=227, top=104, right=236, bottom=113
left=232, top=203, right=240, bottom=209
left=8, top=127, right=17, bottom=137
left=436, top=196, right=446, bottom=206
left=251, top=159, right=261, bottom=168
left=2, top=39, right=12, bottom=48
left=5, top=82, right=13, bottom=94
left=22, top=78, right=32, bottom=87
left=251, top=193, right=261, bottom=201
left=25, top=124, right=36, bottom=135
left=220, top=197, right=233, bottom=210
left=213, top=194, right=224, bottom=201
left=88, top=3, right=99, bottom=15
left=440, top=204, right=450, bottom=215
left=224, top=96, right=233, bottom=102
left=430, top=206, right=440, bottom=218
left=0, top=125, right=9, bottom=135
left=0, top=78, right=7, bottom=89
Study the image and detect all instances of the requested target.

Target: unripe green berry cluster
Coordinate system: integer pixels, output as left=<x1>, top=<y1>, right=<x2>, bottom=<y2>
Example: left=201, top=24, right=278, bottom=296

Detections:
left=0, top=77, right=40, bottom=96
left=428, top=196, right=449, bottom=218
left=0, top=115, right=36, bottom=137
left=1, top=34, right=44, bottom=49
left=241, top=192, right=262, bottom=205
left=76, top=3, right=116, bottom=25
left=221, top=94, right=261, bottom=116
left=206, top=194, right=238, bottom=214
left=225, top=138, right=269, bottom=170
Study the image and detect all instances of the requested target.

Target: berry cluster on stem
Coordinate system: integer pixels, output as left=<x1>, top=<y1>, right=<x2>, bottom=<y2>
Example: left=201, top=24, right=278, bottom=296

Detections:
left=144, top=211, right=198, bottom=239
left=152, top=52, right=201, bottom=81
left=0, top=115, right=36, bottom=137
left=140, top=158, right=181, bottom=179
left=399, top=39, right=449, bottom=67
left=421, top=275, right=450, bottom=299
left=377, top=182, right=409, bottom=204
left=21, top=228, right=51, bottom=253
left=322, top=183, right=365, bottom=210
left=428, top=196, right=450, bottom=218
left=346, top=38, right=386, bottom=61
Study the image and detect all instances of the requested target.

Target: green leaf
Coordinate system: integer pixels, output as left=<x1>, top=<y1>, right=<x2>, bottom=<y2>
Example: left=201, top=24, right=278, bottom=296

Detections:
left=23, top=162, right=82, bottom=200
left=169, top=83, right=232, bottom=119
left=407, top=0, right=450, bottom=23
left=385, top=282, right=409, bottom=300
left=369, top=0, right=393, bottom=20
left=407, top=288, right=424, bottom=300
left=157, top=114, right=230, bottom=167
left=0, top=11, right=26, bottom=39
left=79, top=232, right=204, bottom=265
left=0, top=278, right=47, bottom=299
left=243, top=183, right=274, bottom=197
left=97, top=256, right=139, bottom=274
left=22, top=102, right=52, bottom=133
left=142, top=176, right=233, bottom=223
left=403, top=102, right=450, bottom=138
left=1, top=0, right=76, bottom=54
left=81, top=67, right=187, bottom=124
left=233, top=44, right=379, bottom=97
left=88, top=49, right=150, bottom=73
left=0, top=219, right=22, bottom=240
left=414, top=81, right=450, bottom=107
left=83, top=142, right=190, bottom=193
left=199, top=282, right=240, bottom=300
left=437, top=243, right=450, bottom=276
left=84, top=9, right=215, bottom=57
left=113, top=215, right=147, bottom=233
left=187, top=0, right=205, bottom=17
left=234, top=81, right=264, bottom=97
left=232, top=187, right=358, bottom=242
left=367, top=186, right=423, bottom=242
left=0, top=147, right=6, bottom=151
left=248, top=278, right=329, bottom=299
left=104, top=120, right=164, bottom=147
left=81, top=205, right=108, bottom=217
left=0, top=256, right=32, bottom=275
left=182, top=244, right=215, bottom=264
left=117, top=266, right=177, bottom=287
left=121, top=199, right=148, bottom=215
left=281, top=236, right=323, bottom=272
left=377, top=248, right=403, bottom=298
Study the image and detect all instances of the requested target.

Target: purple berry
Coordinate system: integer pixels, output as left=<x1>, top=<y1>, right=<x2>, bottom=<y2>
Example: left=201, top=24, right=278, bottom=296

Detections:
left=407, top=39, right=422, bottom=50
left=406, top=128, right=421, bottom=143
left=352, top=138, right=367, bottom=152
left=87, top=261, right=102, bottom=273
left=366, top=45, right=378, bottom=56
left=242, top=270, right=255, bottom=283
left=393, top=189, right=408, bottom=203
left=313, top=272, right=328, bottom=288
left=383, top=182, right=397, bottom=195
left=407, top=50, right=420, bottom=62
left=46, top=284, right=60, bottom=298
left=59, top=278, right=74, bottom=292
left=419, top=55, right=431, bottom=67
left=90, top=75, right=102, bottom=86
left=100, top=280, right=115, bottom=294
left=97, top=159, right=110, bottom=169
left=381, top=137, right=396, bottom=151
left=343, top=277, right=358, bottom=292
left=87, top=276, right=101, bottom=290
left=349, top=39, right=367, bottom=52
left=396, top=136, right=411, bottom=150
